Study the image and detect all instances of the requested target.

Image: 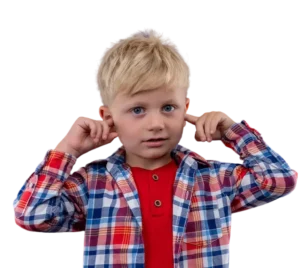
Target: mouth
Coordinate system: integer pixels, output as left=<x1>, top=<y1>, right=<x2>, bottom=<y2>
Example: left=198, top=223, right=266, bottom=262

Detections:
left=143, top=138, right=168, bottom=147
left=146, top=138, right=167, bottom=142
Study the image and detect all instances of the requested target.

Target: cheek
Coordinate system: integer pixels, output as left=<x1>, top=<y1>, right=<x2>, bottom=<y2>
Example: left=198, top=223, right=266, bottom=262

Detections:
left=175, top=118, right=185, bottom=127
left=118, top=125, right=136, bottom=139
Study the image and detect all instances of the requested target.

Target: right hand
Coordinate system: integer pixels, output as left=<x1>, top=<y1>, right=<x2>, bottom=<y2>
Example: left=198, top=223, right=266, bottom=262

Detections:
left=57, top=116, right=119, bottom=157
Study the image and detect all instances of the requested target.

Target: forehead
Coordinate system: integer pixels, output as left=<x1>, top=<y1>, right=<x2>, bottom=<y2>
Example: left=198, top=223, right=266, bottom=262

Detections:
left=120, top=87, right=182, bottom=103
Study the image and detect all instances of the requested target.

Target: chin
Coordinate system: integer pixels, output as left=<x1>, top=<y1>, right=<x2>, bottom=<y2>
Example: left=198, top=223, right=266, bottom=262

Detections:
left=143, top=152, right=167, bottom=159
left=144, top=145, right=173, bottom=154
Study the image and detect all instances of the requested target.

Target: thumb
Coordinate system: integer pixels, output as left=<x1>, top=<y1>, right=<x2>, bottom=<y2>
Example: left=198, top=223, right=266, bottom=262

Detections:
left=106, top=132, right=118, bottom=143
left=97, top=132, right=118, bottom=148
left=184, top=112, right=199, bottom=126
left=97, top=132, right=118, bottom=147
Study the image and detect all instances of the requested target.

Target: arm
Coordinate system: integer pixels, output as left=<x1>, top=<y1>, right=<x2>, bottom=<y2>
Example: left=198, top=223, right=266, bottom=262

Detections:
left=217, top=120, right=298, bottom=213
left=13, top=149, right=89, bottom=232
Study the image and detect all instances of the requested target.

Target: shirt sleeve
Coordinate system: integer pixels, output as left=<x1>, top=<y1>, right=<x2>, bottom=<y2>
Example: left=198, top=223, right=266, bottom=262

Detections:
left=13, top=149, right=89, bottom=232
left=217, top=120, right=298, bottom=213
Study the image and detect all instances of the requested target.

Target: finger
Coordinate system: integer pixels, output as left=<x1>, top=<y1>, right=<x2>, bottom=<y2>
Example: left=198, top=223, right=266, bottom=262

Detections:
left=105, top=117, right=114, bottom=127
left=184, top=113, right=198, bottom=125
left=205, top=113, right=215, bottom=142
left=93, top=121, right=103, bottom=142
left=193, top=133, right=201, bottom=143
left=195, top=116, right=207, bottom=141
left=89, top=119, right=98, bottom=139
left=101, top=121, right=109, bottom=140
left=209, top=114, right=219, bottom=139
left=108, top=132, right=118, bottom=141
left=95, top=122, right=103, bottom=142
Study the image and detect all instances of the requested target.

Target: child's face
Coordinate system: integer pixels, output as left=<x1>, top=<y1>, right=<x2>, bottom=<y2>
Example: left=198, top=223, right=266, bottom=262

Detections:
left=100, top=86, right=190, bottom=169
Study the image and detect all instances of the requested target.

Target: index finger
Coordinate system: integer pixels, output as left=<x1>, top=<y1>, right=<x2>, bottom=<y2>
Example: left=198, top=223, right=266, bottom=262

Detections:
left=103, top=117, right=115, bottom=127
left=184, top=113, right=198, bottom=125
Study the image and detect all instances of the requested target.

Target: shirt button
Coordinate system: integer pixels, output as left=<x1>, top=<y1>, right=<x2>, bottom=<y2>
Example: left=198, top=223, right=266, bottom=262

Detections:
left=152, top=174, right=159, bottom=181
left=154, top=200, right=162, bottom=207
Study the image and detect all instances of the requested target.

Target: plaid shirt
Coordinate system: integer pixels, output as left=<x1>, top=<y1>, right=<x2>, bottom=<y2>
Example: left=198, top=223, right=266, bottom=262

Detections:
left=13, top=120, right=298, bottom=268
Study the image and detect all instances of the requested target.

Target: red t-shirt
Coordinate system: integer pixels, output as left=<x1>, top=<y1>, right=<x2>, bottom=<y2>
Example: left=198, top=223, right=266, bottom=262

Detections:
left=129, top=158, right=177, bottom=268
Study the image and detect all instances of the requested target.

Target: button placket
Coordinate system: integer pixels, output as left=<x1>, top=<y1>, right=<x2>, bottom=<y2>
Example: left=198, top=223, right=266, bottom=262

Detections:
left=151, top=173, right=163, bottom=216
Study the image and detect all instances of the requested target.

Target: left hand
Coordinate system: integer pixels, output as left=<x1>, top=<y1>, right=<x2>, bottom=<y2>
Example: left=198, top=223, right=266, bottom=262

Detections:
left=184, top=111, right=236, bottom=142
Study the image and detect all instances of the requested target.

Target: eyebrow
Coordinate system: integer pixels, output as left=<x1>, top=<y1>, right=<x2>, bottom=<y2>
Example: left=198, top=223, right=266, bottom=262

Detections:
left=129, top=99, right=177, bottom=106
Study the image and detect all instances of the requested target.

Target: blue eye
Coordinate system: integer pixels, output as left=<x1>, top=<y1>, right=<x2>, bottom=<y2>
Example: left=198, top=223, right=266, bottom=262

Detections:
left=164, top=105, right=175, bottom=112
left=131, top=105, right=175, bottom=115
left=132, top=107, right=144, bottom=115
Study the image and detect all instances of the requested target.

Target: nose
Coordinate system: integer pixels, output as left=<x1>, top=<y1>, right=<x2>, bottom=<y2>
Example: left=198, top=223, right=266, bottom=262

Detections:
left=146, top=113, right=165, bottom=130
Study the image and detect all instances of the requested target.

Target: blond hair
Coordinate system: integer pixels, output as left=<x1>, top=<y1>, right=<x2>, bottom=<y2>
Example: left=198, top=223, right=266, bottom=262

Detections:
left=96, top=29, right=190, bottom=107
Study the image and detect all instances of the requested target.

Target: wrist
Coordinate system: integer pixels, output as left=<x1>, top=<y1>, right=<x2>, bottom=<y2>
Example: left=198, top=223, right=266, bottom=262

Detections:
left=221, top=120, right=236, bottom=136
left=55, top=141, right=81, bottom=158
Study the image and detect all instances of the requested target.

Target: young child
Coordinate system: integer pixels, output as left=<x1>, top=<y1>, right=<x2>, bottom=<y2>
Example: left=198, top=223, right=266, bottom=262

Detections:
left=13, top=29, right=298, bottom=268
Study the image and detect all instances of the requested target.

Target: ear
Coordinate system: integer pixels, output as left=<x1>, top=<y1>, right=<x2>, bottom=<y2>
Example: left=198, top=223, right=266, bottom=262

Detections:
left=99, top=106, right=117, bottom=132
left=185, top=97, right=190, bottom=111
left=99, top=105, right=111, bottom=121
left=184, top=98, right=190, bottom=127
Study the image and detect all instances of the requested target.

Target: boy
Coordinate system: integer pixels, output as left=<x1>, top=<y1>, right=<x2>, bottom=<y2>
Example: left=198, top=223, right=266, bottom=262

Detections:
left=13, top=29, right=298, bottom=268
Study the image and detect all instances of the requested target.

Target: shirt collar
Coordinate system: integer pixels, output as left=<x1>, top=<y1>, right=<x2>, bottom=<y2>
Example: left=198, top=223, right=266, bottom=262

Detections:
left=106, top=144, right=211, bottom=168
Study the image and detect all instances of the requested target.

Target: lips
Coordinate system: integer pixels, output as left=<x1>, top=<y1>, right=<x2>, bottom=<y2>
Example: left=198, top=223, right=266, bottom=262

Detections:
left=147, top=138, right=166, bottom=141
left=143, top=138, right=168, bottom=148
